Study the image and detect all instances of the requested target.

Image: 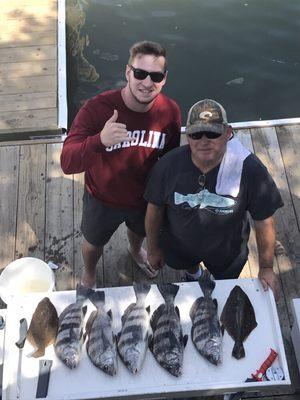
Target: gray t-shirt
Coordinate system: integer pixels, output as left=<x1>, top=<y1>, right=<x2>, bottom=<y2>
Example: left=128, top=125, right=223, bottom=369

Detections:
left=144, top=145, right=283, bottom=275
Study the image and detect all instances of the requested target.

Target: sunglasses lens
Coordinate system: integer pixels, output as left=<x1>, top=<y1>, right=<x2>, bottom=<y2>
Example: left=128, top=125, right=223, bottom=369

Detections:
left=189, top=131, right=222, bottom=140
left=206, top=132, right=222, bottom=139
left=189, top=132, right=203, bottom=140
left=150, top=72, right=165, bottom=83
left=133, top=69, right=148, bottom=80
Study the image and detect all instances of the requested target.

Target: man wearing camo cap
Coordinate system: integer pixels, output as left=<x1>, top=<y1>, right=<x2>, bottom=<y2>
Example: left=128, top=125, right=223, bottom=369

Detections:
left=144, top=99, right=283, bottom=301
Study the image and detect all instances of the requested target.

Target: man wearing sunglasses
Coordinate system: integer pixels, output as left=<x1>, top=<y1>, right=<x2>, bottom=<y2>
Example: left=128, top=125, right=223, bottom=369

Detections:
left=145, top=99, right=283, bottom=301
left=61, top=41, right=181, bottom=287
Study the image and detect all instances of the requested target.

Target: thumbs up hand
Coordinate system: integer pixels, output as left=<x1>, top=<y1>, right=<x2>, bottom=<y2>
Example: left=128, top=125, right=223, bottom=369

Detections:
left=100, top=110, right=133, bottom=147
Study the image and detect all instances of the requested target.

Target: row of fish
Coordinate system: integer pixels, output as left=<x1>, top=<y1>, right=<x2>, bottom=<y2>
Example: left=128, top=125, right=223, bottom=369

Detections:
left=25, top=275, right=257, bottom=377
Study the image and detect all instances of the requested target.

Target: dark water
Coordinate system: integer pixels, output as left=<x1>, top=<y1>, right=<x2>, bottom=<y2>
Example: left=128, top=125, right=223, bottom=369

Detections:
left=67, top=0, right=300, bottom=126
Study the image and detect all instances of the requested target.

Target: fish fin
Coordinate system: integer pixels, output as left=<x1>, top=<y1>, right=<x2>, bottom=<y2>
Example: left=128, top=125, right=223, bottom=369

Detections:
left=116, top=332, right=121, bottom=344
left=58, top=303, right=74, bottom=325
left=133, top=282, right=151, bottom=303
left=148, top=336, right=154, bottom=353
left=213, top=298, right=218, bottom=310
left=32, top=347, right=45, bottom=358
left=175, top=305, right=180, bottom=319
left=86, top=310, right=97, bottom=335
left=198, top=269, right=215, bottom=297
left=121, top=303, right=136, bottom=325
left=79, top=327, right=84, bottom=341
left=82, top=305, right=88, bottom=317
left=76, top=283, right=94, bottom=301
left=148, top=334, right=153, bottom=346
left=191, top=323, right=194, bottom=340
left=88, top=290, right=105, bottom=308
left=107, top=309, right=113, bottom=320
left=232, top=341, right=245, bottom=359
left=146, top=305, right=150, bottom=314
left=157, top=283, right=179, bottom=302
left=221, top=325, right=225, bottom=336
left=183, top=334, right=188, bottom=348
left=150, top=303, right=165, bottom=329
left=189, top=297, right=203, bottom=320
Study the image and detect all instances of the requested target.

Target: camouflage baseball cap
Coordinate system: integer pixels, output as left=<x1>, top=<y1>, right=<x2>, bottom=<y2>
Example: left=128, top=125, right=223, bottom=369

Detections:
left=185, top=99, right=228, bottom=135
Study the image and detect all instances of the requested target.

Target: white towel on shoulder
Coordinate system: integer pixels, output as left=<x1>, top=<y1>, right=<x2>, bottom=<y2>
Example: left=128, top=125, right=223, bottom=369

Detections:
left=216, top=137, right=251, bottom=197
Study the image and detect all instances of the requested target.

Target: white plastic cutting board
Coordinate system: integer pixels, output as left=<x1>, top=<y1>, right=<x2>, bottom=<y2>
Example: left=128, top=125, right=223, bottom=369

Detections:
left=2, top=278, right=290, bottom=400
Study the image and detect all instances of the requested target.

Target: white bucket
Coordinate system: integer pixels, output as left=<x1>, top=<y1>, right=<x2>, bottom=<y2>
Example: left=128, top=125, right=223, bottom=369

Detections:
left=0, top=257, right=55, bottom=304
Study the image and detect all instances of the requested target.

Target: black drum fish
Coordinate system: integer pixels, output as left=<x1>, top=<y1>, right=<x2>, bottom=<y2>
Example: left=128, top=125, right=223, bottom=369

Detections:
left=149, top=283, right=188, bottom=377
left=189, top=270, right=222, bottom=365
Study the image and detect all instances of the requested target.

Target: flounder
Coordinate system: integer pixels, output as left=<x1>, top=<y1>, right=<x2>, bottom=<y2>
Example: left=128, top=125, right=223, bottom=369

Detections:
left=220, top=285, right=257, bottom=359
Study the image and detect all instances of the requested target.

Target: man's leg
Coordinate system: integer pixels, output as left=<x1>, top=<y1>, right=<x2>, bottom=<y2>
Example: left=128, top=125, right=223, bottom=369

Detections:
left=81, top=239, right=103, bottom=288
left=127, top=228, right=147, bottom=264
left=80, top=190, right=124, bottom=287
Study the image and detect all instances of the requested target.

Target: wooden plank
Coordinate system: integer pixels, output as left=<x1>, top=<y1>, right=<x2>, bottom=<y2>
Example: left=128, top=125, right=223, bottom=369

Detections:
left=0, top=146, right=19, bottom=270
left=0, top=60, right=56, bottom=78
left=0, top=134, right=64, bottom=146
left=235, top=128, right=254, bottom=152
left=0, top=32, right=56, bottom=48
left=45, top=143, right=74, bottom=290
left=251, top=127, right=300, bottom=393
left=0, top=46, right=56, bottom=63
left=0, top=75, right=57, bottom=95
left=251, top=127, right=300, bottom=308
left=0, top=16, right=57, bottom=28
left=73, top=172, right=84, bottom=288
left=103, top=223, right=132, bottom=287
left=0, top=108, right=57, bottom=131
left=0, top=16, right=56, bottom=48
left=235, top=129, right=258, bottom=278
left=276, top=125, right=300, bottom=229
left=15, top=144, right=46, bottom=260
left=5, top=0, right=57, bottom=8
left=3, top=4, right=57, bottom=19
left=0, top=92, right=56, bottom=113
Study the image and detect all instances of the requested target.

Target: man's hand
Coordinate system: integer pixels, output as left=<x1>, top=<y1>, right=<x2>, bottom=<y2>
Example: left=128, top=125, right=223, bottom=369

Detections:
left=147, top=248, right=165, bottom=271
left=100, top=110, right=133, bottom=147
left=258, top=267, right=280, bottom=302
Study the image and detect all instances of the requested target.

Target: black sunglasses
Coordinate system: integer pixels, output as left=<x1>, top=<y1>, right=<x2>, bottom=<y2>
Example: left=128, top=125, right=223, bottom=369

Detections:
left=188, top=131, right=223, bottom=140
left=130, top=65, right=166, bottom=83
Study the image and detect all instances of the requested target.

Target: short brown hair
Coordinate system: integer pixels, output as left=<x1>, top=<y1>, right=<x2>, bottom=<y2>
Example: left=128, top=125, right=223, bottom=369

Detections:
left=128, top=41, right=167, bottom=70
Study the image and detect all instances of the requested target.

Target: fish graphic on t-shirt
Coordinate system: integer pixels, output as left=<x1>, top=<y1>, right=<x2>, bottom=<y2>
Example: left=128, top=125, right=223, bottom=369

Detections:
left=174, top=189, right=235, bottom=210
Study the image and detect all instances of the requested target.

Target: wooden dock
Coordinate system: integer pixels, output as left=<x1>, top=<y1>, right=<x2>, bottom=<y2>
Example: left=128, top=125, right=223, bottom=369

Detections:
left=0, top=0, right=58, bottom=135
left=1, top=125, right=300, bottom=400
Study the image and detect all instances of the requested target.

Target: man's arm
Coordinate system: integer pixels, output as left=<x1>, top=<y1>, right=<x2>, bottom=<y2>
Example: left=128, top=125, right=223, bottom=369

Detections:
left=145, top=203, right=165, bottom=270
left=61, top=107, right=130, bottom=174
left=254, top=216, right=280, bottom=301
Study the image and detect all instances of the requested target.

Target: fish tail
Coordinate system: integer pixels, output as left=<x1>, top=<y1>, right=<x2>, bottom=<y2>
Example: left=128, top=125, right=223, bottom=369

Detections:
left=32, top=347, right=45, bottom=358
left=88, top=290, right=105, bottom=309
left=232, top=340, right=245, bottom=359
left=133, top=282, right=151, bottom=304
left=158, top=283, right=179, bottom=303
left=76, top=283, right=94, bottom=302
left=198, top=269, right=215, bottom=297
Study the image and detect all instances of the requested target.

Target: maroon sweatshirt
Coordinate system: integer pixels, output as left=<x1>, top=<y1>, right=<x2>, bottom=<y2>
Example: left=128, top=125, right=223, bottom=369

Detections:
left=61, top=89, right=181, bottom=209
